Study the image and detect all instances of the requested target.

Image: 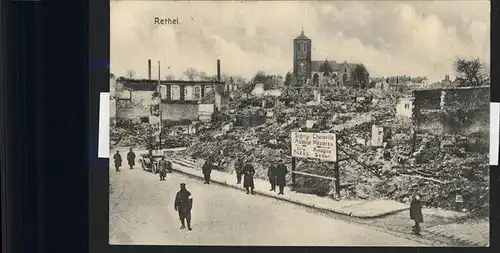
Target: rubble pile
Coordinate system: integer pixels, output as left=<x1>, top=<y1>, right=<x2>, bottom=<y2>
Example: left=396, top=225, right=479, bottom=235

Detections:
left=340, top=133, right=490, bottom=215
left=111, top=119, right=156, bottom=147
left=179, top=87, right=488, bottom=215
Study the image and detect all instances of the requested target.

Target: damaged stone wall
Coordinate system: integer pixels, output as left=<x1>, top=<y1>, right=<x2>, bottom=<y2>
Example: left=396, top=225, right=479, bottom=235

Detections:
left=116, top=99, right=150, bottom=119
left=414, top=86, right=489, bottom=137
left=161, top=102, right=199, bottom=122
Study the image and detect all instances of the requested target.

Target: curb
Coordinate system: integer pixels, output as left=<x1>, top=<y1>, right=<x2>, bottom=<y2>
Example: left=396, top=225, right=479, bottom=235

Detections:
left=425, top=227, right=487, bottom=247
left=169, top=160, right=408, bottom=219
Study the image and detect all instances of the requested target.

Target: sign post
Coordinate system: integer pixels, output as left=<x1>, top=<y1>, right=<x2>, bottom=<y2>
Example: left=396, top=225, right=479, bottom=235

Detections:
left=334, top=162, right=340, bottom=199
left=291, top=132, right=337, bottom=162
left=290, top=131, right=338, bottom=196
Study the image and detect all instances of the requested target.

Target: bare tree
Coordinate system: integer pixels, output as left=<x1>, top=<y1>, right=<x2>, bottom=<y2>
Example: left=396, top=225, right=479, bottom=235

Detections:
left=233, top=76, right=247, bottom=85
left=454, top=58, right=490, bottom=87
left=198, top=71, right=208, bottom=80
left=184, top=68, right=199, bottom=81
left=126, top=70, right=136, bottom=79
left=252, top=70, right=268, bottom=84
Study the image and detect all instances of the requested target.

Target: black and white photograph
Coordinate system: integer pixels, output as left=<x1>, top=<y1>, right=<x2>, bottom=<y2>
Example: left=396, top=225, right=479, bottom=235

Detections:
left=109, top=0, right=490, bottom=246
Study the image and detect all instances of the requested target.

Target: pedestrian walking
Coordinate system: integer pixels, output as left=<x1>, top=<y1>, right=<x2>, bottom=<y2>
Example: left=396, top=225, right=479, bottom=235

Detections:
left=275, top=162, right=288, bottom=195
left=410, top=185, right=423, bottom=235
left=174, top=183, right=193, bottom=231
left=267, top=164, right=277, bottom=191
left=113, top=150, right=122, bottom=172
left=158, top=156, right=168, bottom=181
left=235, top=157, right=244, bottom=184
left=243, top=163, right=255, bottom=195
left=127, top=148, right=136, bottom=169
left=202, top=158, right=212, bottom=184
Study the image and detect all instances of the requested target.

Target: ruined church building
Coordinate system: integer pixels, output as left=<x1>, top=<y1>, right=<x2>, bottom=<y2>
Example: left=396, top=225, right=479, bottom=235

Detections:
left=293, top=30, right=369, bottom=87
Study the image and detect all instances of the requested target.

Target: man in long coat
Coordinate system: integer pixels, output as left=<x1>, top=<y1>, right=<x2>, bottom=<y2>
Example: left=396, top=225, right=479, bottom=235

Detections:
left=267, top=164, right=277, bottom=192
left=113, top=150, right=122, bottom=172
left=202, top=158, right=212, bottom=184
left=235, top=157, right=244, bottom=184
left=275, top=162, right=288, bottom=195
left=243, top=163, right=255, bottom=195
left=410, top=187, right=424, bottom=234
left=174, top=183, right=193, bottom=231
left=127, top=148, right=136, bottom=169
left=158, top=156, right=168, bottom=181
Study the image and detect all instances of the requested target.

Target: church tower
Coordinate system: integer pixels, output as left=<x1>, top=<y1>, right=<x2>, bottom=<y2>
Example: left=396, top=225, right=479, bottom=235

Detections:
left=293, top=29, right=312, bottom=85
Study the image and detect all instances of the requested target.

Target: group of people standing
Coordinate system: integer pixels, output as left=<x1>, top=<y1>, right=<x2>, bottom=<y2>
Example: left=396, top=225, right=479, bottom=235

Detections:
left=234, top=157, right=257, bottom=194
left=234, top=157, right=289, bottom=195
left=113, top=148, right=137, bottom=172
left=266, top=162, right=288, bottom=195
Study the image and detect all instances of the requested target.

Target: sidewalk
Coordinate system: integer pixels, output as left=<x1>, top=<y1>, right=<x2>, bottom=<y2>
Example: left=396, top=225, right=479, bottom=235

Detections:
left=170, top=157, right=409, bottom=218
left=169, top=156, right=489, bottom=246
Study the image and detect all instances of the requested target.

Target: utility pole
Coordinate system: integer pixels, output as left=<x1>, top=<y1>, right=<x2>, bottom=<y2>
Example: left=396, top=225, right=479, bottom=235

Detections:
left=291, top=157, right=296, bottom=185
left=158, top=60, right=162, bottom=151
left=334, top=138, right=341, bottom=199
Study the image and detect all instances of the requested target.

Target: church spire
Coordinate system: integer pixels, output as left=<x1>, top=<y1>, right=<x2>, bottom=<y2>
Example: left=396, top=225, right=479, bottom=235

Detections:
left=301, top=27, right=304, bottom=35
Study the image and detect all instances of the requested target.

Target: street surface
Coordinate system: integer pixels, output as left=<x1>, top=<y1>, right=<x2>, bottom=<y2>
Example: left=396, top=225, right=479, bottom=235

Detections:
left=109, top=165, right=427, bottom=246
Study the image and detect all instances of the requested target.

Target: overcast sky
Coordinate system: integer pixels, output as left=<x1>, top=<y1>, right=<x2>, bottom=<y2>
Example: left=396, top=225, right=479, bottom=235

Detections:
left=111, top=0, right=490, bottom=83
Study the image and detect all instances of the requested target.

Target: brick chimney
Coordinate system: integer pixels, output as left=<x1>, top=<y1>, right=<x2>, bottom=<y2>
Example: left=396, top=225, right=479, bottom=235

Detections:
left=217, top=59, right=221, bottom=82
left=148, top=59, right=151, bottom=80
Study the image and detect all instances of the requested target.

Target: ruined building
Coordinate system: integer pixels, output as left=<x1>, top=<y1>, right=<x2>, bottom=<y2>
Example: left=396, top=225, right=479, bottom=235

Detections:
left=293, top=30, right=370, bottom=87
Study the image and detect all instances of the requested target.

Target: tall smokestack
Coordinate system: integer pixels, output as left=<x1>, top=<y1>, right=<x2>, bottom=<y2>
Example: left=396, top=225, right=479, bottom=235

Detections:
left=148, top=59, right=151, bottom=80
left=217, top=59, right=221, bottom=82
left=158, top=61, right=161, bottom=81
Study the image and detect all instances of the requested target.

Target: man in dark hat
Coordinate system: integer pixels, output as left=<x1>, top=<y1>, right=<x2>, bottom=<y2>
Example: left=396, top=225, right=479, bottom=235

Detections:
left=127, top=148, right=136, bottom=169
left=275, top=161, right=289, bottom=195
left=409, top=184, right=423, bottom=235
left=174, top=183, right=193, bottom=231
left=113, top=150, right=122, bottom=172
left=202, top=157, right=212, bottom=184
left=242, top=162, right=255, bottom=195
left=158, top=156, right=168, bottom=181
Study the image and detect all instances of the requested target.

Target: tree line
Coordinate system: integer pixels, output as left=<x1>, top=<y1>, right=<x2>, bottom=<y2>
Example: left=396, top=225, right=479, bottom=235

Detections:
left=114, top=57, right=489, bottom=88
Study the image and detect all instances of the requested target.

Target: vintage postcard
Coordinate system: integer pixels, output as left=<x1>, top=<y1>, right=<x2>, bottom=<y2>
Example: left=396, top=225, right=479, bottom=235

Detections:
left=109, top=0, right=490, bottom=246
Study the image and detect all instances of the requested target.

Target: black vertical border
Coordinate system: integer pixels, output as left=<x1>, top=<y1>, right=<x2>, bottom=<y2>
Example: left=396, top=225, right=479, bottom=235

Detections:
left=490, top=0, right=499, bottom=249
left=1, top=2, right=44, bottom=253
left=42, top=1, right=89, bottom=253
left=89, top=0, right=110, bottom=252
